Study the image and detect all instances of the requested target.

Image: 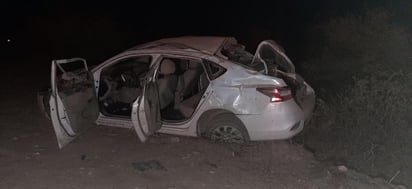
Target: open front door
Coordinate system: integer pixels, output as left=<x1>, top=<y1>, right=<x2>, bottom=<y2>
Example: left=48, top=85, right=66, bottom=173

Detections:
left=49, top=58, right=98, bottom=148
left=252, top=40, right=295, bottom=74
left=131, top=79, right=162, bottom=142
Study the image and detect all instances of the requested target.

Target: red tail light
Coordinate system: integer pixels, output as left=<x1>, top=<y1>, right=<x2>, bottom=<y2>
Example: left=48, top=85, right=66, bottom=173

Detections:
left=257, top=87, right=292, bottom=102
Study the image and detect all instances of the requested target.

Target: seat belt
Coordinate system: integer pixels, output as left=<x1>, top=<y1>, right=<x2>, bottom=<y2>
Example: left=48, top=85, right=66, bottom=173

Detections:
left=174, top=75, right=184, bottom=109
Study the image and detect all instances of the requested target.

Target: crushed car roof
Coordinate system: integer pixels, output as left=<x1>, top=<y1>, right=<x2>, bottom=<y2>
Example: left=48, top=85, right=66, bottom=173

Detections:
left=129, top=36, right=237, bottom=55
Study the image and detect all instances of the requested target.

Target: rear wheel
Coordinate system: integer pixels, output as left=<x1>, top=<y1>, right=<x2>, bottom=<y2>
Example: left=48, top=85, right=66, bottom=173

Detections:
left=204, top=113, right=249, bottom=144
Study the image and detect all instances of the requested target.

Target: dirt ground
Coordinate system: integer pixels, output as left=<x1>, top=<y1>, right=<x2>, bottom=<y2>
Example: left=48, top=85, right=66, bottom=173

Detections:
left=0, top=60, right=404, bottom=189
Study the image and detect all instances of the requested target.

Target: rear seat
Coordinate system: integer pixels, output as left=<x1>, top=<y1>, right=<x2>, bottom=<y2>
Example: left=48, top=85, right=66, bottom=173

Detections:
left=174, top=62, right=205, bottom=118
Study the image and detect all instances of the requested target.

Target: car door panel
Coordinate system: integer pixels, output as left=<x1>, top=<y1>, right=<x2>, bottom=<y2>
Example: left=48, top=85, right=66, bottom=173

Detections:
left=49, top=58, right=98, bottom=148
left=131, top=61, right=162, bottom=142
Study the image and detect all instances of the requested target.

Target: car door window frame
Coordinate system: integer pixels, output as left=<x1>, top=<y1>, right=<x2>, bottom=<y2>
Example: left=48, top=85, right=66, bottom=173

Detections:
left=202, top=59, right=226, bottom=80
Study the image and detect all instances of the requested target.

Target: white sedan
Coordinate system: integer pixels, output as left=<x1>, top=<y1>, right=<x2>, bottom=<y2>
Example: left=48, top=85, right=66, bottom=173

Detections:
left=38, top=36, right=315, bottom=148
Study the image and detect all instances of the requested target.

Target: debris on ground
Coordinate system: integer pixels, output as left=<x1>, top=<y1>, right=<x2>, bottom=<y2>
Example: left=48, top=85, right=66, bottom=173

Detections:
left=337, top=165, right=348, bottom=172
left=131, top=160, right=167, bottom=172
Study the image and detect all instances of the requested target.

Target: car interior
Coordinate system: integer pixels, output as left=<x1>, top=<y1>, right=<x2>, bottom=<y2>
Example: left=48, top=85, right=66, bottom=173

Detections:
left=55, top=61, right=99, bottom=133
left=157, top=58, right=209, bottom=121
left=97, top=56, right=209, bottom=122
left=98, top=56, right=151, bottom=117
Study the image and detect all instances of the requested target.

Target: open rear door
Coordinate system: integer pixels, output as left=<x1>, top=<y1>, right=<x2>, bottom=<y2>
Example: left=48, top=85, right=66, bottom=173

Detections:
left=49, top=58, right=98, bottom=148
left=131, top=68, right=162, bottom=142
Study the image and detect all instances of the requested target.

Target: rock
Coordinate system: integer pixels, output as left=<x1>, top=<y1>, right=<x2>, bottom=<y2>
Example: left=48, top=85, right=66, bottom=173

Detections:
left=181, top=154, right=191, bottom=160
left=132, top=160, right=167, bottom=172
left=337, top=165, right=348, bottom=172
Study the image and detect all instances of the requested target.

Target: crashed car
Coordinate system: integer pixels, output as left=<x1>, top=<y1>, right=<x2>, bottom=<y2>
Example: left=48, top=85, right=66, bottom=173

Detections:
left=38, top=36, right=315, bottom=148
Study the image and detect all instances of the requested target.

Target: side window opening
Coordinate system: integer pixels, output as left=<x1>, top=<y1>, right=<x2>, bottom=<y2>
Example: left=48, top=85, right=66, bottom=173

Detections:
left=56, top=60, right=92, bottom=95
left=98, top=56, right=152, bottom=117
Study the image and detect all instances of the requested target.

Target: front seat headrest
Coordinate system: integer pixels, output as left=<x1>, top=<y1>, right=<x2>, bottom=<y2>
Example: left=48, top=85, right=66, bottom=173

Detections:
left=159, top=59, right=176, bottom=75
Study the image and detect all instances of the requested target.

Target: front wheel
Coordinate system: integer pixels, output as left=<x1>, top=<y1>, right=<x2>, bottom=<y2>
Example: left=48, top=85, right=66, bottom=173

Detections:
left=204, top=113, right=249, bottom=144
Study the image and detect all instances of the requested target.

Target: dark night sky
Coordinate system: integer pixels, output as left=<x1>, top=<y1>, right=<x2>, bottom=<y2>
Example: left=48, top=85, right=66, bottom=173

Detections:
left=0, top=0, right=355, bottom=36
left=0, top=0, right=406, bottom=62
left=2, top=1, right=320, bottom=35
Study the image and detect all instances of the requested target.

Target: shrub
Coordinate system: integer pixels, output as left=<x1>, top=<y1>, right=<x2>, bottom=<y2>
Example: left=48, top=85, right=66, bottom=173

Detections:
left=301, top=9, right=412, bottom=186
left=302, top=9, right=412, bottom=96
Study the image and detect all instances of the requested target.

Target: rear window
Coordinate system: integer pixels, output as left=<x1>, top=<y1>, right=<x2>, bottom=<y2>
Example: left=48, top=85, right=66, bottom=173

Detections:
left=221, top=45, right=267, bottom=73
left=221, top=43, right=293, bottom=74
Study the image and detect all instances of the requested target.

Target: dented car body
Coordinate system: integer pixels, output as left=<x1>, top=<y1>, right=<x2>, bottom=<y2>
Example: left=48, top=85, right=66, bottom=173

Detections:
left=39, top=36, right=315, bottom=148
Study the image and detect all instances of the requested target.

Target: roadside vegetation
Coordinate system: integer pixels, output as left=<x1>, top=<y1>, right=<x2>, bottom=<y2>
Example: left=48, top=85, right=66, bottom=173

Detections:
left=297, top=8, right=412, bottom=187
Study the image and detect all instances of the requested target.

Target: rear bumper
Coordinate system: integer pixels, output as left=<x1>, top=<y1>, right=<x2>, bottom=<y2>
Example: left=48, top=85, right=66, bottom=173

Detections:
left=237, top=99, right=308, bottom=141
left=271, top=120, right=305, bottom=139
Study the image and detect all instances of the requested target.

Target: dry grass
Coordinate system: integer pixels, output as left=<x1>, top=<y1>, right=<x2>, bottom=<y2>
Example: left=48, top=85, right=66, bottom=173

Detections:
left=299, top=9, right=412, bottom=186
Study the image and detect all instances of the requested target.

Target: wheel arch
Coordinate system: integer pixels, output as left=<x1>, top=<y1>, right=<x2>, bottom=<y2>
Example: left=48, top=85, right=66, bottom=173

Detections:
left=196, top=108, right=248, bottom=137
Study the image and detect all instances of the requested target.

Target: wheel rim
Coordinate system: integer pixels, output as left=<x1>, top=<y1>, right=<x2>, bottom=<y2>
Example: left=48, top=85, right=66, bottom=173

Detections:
left=210, top=125, right=244, bottom=144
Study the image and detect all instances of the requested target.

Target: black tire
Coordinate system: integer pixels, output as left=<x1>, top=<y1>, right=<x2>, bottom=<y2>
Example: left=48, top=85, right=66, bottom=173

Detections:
left=37, top=88, right=51, bottom=119
left=204, top=113, right=250, bottom=144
